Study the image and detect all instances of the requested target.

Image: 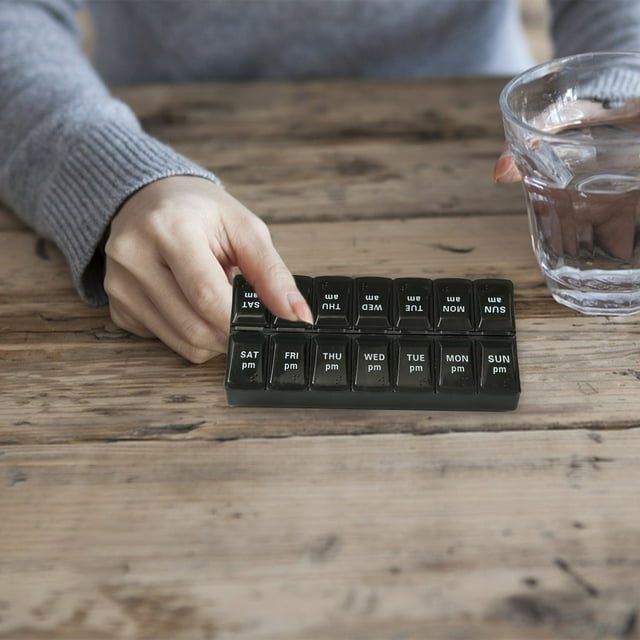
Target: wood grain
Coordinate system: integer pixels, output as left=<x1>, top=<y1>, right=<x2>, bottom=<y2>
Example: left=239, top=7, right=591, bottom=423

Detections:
left=1, top=430, right=639, bottom=640
left=2, top=77, right=640, bottom=640
left=182, top=138, right=526, bottom=221
left=119, top=78, right=508, bottom=144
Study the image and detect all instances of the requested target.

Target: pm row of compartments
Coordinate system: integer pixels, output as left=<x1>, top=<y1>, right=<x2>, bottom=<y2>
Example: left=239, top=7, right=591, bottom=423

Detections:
left=225, top=331, right=520, bottom=398
left=232, top=275, right=515, bottom=334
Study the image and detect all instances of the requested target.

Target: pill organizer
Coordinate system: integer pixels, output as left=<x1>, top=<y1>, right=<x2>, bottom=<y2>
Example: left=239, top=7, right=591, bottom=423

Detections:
left=224, top=275, right=520, bottom=411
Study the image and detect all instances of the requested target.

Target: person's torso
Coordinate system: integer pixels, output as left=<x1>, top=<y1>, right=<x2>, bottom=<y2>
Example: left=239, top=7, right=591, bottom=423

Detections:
left=86, top=0, right=533, bottom=84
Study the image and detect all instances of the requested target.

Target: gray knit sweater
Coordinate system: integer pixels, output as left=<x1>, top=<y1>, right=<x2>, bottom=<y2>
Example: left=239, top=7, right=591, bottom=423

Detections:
left=1, top=0, right=639, bottom=305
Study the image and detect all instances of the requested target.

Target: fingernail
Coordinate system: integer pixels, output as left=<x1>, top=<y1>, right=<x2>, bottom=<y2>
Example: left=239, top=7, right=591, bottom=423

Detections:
left=287, top=291, right=314, bottom=324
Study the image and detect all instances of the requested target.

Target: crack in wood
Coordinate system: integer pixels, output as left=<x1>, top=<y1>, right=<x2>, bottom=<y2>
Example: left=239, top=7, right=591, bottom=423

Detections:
left=614, top=369, right=640, bottom=381
left=621, top=608, right=638, bottom=638
left=429, top=242, right=475, bottom=254
left=133, top=422, right=207, bottom=437
left=554, top=557, right=599, bottom=598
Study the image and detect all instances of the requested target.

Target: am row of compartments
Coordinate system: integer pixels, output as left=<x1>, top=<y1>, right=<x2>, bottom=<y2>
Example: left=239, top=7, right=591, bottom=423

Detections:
left=232, top=275, right=516, bottom=333
left=225, top=331, right=520, bottom=396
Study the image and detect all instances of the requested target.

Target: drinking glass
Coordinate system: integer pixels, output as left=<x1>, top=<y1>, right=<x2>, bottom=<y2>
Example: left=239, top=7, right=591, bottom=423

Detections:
left=500, top=51, right=640, bottom=315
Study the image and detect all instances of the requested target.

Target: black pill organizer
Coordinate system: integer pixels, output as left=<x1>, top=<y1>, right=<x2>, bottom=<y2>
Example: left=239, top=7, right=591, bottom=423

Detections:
left=224, top=275, right=520, bottom=411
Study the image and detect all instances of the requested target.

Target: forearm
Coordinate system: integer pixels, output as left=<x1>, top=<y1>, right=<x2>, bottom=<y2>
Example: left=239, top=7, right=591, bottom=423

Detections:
left=550, top=0, right=640, bottom=57
left=0, top=0, right=218, bottom=305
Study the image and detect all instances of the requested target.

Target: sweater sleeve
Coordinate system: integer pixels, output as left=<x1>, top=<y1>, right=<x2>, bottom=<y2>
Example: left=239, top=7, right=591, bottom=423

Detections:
left=0, top=0, right=220, bottom=305
left=550, top=0, right=640, bottom=57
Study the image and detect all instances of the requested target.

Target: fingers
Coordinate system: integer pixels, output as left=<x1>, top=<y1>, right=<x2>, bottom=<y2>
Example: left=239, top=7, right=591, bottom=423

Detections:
left=224, top=207, right=313, bottom=325
left=157, top=220, right=233, bottom=332
left=494, top=150, right=521, bottom=183
left=106, top=259, right=226, bottom=363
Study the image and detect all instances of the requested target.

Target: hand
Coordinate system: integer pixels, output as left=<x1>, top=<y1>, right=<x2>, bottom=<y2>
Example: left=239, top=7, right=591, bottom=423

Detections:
left=104, top=176, right=313, bottom=363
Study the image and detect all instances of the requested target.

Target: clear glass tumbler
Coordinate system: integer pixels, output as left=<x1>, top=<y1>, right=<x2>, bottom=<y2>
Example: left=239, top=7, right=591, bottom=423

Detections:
left=500, top=51, right=640, bottom=315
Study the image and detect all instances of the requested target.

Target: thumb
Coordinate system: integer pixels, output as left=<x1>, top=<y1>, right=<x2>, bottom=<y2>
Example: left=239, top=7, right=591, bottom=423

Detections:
left=227, top=215, right=313, bottom=324
left=494, top=149, right=522, bottom=183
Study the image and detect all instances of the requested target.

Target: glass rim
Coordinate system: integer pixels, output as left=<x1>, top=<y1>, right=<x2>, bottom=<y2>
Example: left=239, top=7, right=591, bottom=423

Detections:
left=499, top=50, right=640, bottom=144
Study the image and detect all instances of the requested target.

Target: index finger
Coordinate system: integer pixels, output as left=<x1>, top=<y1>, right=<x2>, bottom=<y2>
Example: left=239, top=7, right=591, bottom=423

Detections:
left=226, top=215, right=313, bottom=325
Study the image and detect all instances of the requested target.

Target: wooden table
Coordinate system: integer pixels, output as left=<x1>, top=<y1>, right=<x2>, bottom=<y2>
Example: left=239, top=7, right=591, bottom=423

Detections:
left=1, top=78, right=639, bottom=640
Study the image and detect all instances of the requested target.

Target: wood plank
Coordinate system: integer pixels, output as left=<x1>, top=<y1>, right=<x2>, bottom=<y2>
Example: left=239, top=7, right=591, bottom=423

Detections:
left=117, top=78, right=509, bottom=145
left=182, top=138, right=525, bottom=221
left=1, top=310, right=638, bottom=444
left=2, top=215, right=640, bottom=444
left=1, top=430, right=639, bottom=639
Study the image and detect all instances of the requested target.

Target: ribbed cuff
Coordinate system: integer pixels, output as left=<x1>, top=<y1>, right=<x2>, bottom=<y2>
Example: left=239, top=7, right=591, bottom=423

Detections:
left=40, top=120, right=221, bottom=305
